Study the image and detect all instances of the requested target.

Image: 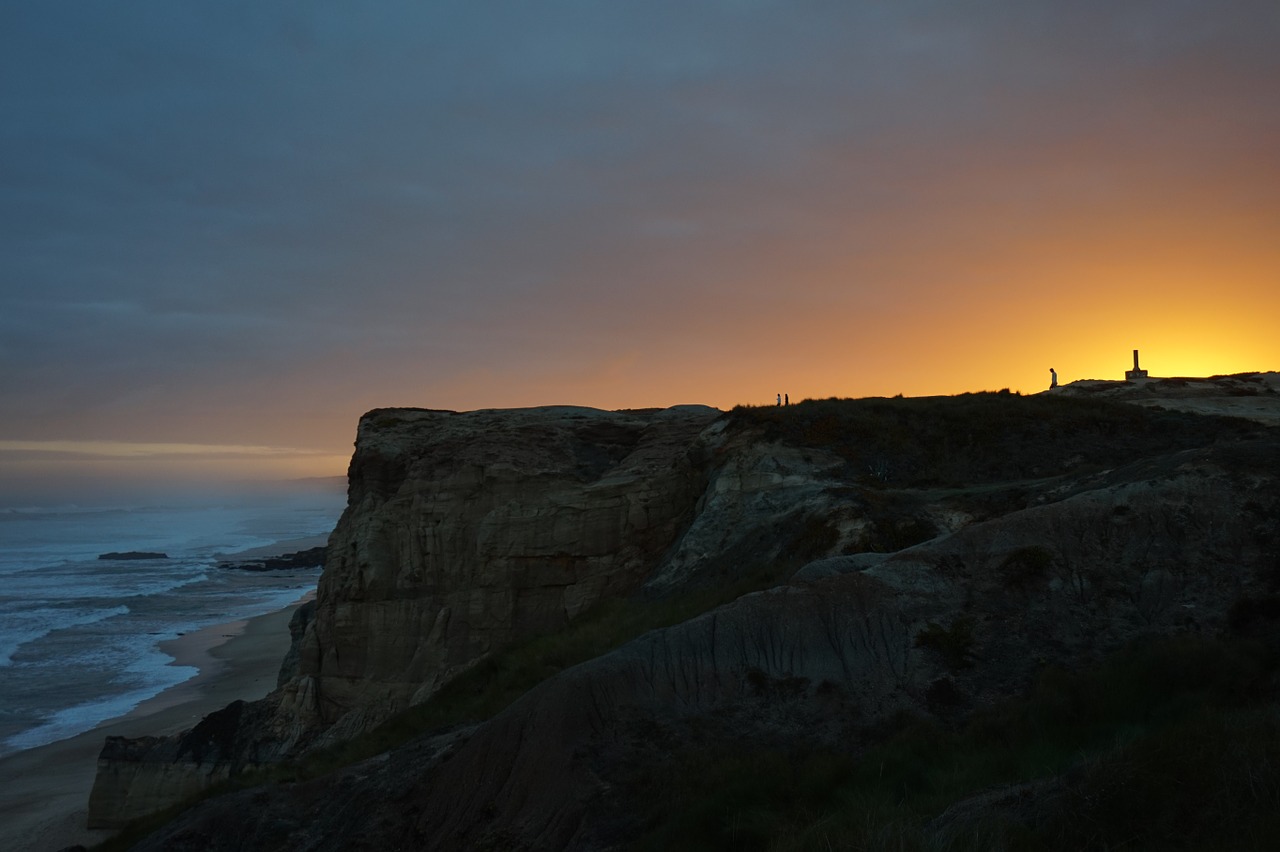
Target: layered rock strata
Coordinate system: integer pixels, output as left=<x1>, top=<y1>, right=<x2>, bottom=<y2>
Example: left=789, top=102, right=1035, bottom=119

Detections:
left=124, top=438, right=1280, bottom=850
left=89, top=404, right=725, bottom=826
left=300, top=405, right=723, bottom=736
left=90, top=389, right=1280, bottom=838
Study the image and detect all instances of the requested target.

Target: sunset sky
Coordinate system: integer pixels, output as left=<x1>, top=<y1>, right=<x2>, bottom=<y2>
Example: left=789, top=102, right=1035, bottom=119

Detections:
left=2, top=1, right=1278, bottom=494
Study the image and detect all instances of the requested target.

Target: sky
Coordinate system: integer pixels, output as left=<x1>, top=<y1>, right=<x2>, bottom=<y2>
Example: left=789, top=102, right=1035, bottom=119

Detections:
left=2, top=1, right=1278, bottom=494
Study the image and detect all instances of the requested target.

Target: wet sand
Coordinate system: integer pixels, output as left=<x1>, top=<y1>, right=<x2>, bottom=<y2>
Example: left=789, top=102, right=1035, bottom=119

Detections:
left=0, top=544, right=321, bottom=852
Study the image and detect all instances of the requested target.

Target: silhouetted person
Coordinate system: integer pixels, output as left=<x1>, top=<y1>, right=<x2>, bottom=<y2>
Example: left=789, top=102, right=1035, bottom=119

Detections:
left=776, top=393, right=781, bottom=406
left=1050, top=368, right=1058, bottom=389
left=784, top=393, right=789, bottom=406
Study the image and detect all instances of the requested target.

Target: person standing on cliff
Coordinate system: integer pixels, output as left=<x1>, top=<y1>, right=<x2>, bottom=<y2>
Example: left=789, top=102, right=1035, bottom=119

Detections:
left=784, top=393, right=789, bottom=406
left=1049, top=368, right=1058, bottom=390
left=777, top=393, right=781, bottom=406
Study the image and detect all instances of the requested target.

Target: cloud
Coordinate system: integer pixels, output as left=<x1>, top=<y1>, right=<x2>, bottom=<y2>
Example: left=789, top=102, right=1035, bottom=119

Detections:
left=1, top=1, right=1277, bottom=480
left=0, top=439, right=351, bottom=501
left=0, top=440, right=331, bottom=460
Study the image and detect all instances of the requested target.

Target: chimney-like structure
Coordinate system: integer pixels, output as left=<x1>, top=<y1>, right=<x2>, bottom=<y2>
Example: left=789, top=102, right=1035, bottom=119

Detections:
left=1125, top=349, right=1149, bottom=381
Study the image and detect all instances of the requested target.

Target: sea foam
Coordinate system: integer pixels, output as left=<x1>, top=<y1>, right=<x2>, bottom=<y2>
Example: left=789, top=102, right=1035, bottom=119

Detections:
left=0, top=486, right=343, bottom=757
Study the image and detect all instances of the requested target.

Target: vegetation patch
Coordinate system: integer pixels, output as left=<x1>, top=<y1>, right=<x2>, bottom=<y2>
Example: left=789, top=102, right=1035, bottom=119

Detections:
left=914, top=617, right=977, bottom=671
left=744, top=668, right=811, bottom=699
left=788, top=514, right=841, bottom=562
left=630, top=634, right=1280, bottom=852
left=282, top=565, right=791, bottom=782
left=998, top=545, right=1054, bottom=588
left=856, top=514, right=937, bottom=553
left=732, top=393, right=1264, bottom=488
left=94, top=567, right=803, bottom=850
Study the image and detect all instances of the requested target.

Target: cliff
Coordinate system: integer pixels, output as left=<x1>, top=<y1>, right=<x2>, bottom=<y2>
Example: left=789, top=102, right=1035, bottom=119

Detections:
left=91, top=404, right=726, bottom=824
left=296, top=404, right=725, bottom=739
left=92, top=380, right=1280, bottom=846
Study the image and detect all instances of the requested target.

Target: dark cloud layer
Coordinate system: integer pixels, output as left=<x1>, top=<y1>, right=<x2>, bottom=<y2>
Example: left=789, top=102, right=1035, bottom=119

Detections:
left=2, top=1, right=1278, bottom=481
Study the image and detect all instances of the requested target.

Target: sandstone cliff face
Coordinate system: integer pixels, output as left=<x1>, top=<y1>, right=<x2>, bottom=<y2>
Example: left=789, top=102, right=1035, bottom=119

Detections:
left=93, top=389, right=1280, bottom=842
left=88, top=699, right=276, bottom=828
left=297, top=405, right=721, bottom=739
left=643, top=417, right=848, bottom=590
left=371, top=445, right=1280, bottom=850
left=124, top=437, right=1280, bottom=851
left=90, top=404, right=726, bottom=826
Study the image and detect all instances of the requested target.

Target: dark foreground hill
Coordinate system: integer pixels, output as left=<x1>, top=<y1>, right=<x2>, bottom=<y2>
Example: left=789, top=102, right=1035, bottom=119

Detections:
left=95, top=376, right=1280, bottom=851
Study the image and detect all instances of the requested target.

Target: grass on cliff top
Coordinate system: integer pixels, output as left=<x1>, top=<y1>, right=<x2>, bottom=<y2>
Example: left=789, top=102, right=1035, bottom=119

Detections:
left=631, top=634, right=1280, bottom=852
left=733, top=391, right=1265, bottom=487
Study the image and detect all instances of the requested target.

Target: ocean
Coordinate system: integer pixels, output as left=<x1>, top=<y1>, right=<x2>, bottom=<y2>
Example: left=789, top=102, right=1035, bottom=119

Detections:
left=0, top=484, right=346, bottom=759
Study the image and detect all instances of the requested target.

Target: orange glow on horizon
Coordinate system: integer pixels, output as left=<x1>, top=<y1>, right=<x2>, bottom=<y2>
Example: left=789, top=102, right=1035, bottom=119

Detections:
left=6, top=136, right=1276, bottom=481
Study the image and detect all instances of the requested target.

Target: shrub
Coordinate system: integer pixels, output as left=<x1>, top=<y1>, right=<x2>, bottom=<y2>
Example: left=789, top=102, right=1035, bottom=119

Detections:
left=914, top=617, right=977, bottom=671
left=999, top=546, right=1054, bottom=588
left=631, top=634, right=1280, bottom=852
left=859, top=516, right=937, bottom=553
left=1229, top=595, right=1280, bottom=631
left=925, top=677, right=966, bottom=714
left=730, top=393, right=1265, bottom=488
left=789, top=514, right=840, bottom=562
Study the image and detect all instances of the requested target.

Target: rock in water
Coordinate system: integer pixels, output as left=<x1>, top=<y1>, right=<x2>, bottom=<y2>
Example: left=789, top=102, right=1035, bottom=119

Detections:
left=216, top=546, right=326, bottom=572
left=97, top=551, right=168, bottom=560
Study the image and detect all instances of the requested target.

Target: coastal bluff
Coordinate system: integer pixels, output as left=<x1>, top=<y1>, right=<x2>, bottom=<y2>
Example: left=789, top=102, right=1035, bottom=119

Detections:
left=90, top=403, right=726, bottom=825
left=89, top=383, right=1280, bottom=846
left=298, top=404, right=724, bottom=735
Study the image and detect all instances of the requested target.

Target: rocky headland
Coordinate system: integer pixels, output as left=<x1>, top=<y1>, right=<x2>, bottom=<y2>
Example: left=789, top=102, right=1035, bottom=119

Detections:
left=216, top=546, right=327, bottom=572
left=90, top=376, right=1280, bottom=850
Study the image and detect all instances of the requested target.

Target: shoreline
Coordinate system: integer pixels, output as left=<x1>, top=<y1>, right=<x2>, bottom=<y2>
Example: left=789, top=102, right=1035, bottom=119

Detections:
left=0, top=558, right=317, bottom=852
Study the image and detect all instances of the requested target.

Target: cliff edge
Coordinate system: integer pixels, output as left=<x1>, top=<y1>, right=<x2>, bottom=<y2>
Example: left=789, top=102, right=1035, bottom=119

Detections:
left=91, top=383, right=1280, bottom=845
left=90, top=404, right=726, bottom=825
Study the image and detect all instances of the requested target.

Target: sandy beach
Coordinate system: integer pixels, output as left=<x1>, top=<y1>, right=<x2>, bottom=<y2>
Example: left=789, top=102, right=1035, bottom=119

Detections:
left=0, top=534, right=327, bottom=852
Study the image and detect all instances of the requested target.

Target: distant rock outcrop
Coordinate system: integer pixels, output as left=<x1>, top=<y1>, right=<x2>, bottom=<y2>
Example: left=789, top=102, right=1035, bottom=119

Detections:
left=97, top=551, right=168, bottom=561
left=216, top=546, right=326, bottom=572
